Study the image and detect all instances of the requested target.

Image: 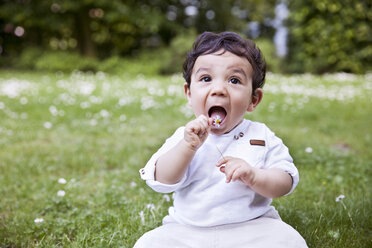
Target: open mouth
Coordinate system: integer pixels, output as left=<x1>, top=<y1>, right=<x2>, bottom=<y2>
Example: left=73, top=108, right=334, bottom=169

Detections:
left=208, top=106, right=227, bottom=127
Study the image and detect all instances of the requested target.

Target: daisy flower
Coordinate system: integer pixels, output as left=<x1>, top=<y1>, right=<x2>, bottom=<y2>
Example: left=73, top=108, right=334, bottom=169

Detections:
left=213, top=115, right=222, bottom=127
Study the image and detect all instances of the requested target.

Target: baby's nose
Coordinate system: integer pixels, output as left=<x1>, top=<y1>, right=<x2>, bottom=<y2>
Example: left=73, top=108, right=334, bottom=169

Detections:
left=211, top=81, right=227, bottom=96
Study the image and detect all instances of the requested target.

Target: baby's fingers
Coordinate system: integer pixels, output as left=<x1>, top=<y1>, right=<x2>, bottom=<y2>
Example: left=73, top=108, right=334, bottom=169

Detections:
left=223, top=163, right=240, bottom=183
left=230, top=167, right=247, bottom=182
left=194, top=115, right=210, bottom=135
left=216, top=156, right=232, bottom=167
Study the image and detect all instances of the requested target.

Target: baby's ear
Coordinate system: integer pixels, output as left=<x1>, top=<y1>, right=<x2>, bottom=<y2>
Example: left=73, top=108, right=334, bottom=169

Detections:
left=247, top=88, right=263, bottom=112
left=184, top=83, right=192, bottom=106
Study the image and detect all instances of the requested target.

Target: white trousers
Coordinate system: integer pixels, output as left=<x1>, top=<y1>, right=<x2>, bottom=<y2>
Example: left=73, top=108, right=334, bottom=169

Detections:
left=134, top=209, right=307, bottom=248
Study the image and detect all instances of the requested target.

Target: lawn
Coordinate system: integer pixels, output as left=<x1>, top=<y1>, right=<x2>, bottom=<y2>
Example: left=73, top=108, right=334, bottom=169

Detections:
left=0, top=70, right=371, bottom=247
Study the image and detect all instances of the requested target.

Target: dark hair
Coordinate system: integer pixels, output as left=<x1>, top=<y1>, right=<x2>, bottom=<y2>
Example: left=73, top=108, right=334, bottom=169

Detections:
left=183, top=32, right=266, bottom=93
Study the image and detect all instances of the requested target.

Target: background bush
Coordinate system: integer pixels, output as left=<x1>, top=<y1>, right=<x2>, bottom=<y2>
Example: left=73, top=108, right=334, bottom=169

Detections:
left=158, top=29, right=198, bottom=75
left=286, top=0, right=371, bottom=74
left=12, top=31, right=281, bottom=76
left=35, top=51, right=100, bottom=72
left=255, top=38, right=282, bottom=73
left=13, top=48, right=99, bottom=72
left=1, top=0, right=370, bottom=74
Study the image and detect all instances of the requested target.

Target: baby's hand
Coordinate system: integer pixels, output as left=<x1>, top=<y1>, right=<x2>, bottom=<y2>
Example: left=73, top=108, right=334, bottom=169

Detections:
left=216, top=156, right=257, bottom=186
left=184, top=115, right=213, bottom=151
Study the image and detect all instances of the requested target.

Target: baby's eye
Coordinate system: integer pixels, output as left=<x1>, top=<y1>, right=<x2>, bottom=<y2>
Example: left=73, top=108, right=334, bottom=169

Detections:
left=229, top=78, right=241, bottom=84
left=201, top=76, right=211, bottom=82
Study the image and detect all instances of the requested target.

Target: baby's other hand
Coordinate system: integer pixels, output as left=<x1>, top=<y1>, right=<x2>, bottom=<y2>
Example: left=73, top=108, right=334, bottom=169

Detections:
left=184, top=115, right=213, bottom=151
left=216, top=156, right=257, bottom=186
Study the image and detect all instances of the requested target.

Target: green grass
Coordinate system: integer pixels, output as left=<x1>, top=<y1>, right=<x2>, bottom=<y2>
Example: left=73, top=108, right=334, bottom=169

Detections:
left=0, top=70, right=371, bottom=247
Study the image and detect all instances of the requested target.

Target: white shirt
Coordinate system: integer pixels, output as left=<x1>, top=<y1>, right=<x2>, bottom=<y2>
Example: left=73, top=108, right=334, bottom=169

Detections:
left=139, top=119, right=299, bottom=227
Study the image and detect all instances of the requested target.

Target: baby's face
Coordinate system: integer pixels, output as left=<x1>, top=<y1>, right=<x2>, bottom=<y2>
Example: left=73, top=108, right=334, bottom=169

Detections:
left=185, top=50, right=261, bottom=135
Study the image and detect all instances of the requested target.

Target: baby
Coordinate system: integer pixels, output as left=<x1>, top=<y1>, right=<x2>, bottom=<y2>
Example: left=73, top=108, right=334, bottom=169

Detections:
left=135, top=31, right=307, bottom=247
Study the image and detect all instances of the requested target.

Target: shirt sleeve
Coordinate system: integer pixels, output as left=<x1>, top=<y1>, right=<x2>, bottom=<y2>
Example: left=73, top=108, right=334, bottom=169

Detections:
left=139, top=127, right=188, bottom=193
left=263, top=126, right=299, bottom=195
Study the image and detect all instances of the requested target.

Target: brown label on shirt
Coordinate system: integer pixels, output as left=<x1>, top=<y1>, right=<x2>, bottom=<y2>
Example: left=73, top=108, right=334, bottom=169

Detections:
left=250, top=139, right=266, bottom=146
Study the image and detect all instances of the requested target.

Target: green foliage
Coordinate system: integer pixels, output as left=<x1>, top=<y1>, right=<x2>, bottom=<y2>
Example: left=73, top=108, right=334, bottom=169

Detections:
left=159, top=29, right=198, bottom=75
left=14, top=47, right=44, bottom=69
left=97, top=55, right=123, bottom=73
left=0, top=0, right=277, bottom=64
left=4, top=0, right=372, bottom=73
left=286, top=0, right=372, bottom=74
left=34, top=51, right=100, bottom=72
left=12, top=30, right=197, bottom=75
left=98, top=54, right=163, bottom=76
left=14, top=49, right=164, bottom=75
left=255, top=38, right=282, bottom=73
left=14, top=48, right=100, bottom=72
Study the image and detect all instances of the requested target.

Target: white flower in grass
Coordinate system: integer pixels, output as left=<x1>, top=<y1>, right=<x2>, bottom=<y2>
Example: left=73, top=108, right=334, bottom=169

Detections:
left=57, top=190, right=66, bottom=197
left=328, top=229, right=340, bottom=239
left=146, top=203, right=155, bottom=211
left=179, top=105, right=193, bottom=118
left=130, top=181, right=137, bottom=188
left=1, top=79, right=31, bottom=98
left=96, top=71, right=106, bottom=80
left=335, top=194, right=345, bottom=202
left=100, top=109, right=109, bottom=118
left=49, top=105, right=58, bottom=116
left=34, top=218, right=44, bottom=223
left=58, top=178, right=67, bottom=184
left=167, top=84, right=180, bottom=96
left=90, top=119, right=97, bottom=126
left=79, top=82, right=95, bottom=95
left=89, top=95, right=102, bottom=104
left=118, top=97, right=131, bottom=107
left=20, top=97, right=28, bottom=105
left=139, top=211, right=145, bottom=224
left=44, top=122, right=52, bottom=129
left=141, top=96, right=155, bottom=110
left=163, top=195, right=170, bottom=202
left=305, top=147, right=313, bottom=153
left=80, top=101, right=90, bottom=109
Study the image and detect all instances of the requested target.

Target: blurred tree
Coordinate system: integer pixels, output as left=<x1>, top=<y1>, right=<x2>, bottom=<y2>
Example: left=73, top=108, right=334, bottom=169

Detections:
left=0, top=0, right=63, bottom=57
left=286, top=0, right=372, bottom=73
left=0, top=0, right=277, bottom=67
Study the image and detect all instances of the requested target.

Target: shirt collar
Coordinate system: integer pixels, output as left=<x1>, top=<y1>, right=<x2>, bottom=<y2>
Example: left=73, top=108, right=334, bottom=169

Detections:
left=210, top=119, right=251, bottom=139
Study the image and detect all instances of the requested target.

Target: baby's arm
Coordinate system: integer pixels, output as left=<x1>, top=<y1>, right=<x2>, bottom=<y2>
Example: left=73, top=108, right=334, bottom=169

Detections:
left=216, top=157, right=292, bottom=198
left=155, top=115, right=212, bottom=184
